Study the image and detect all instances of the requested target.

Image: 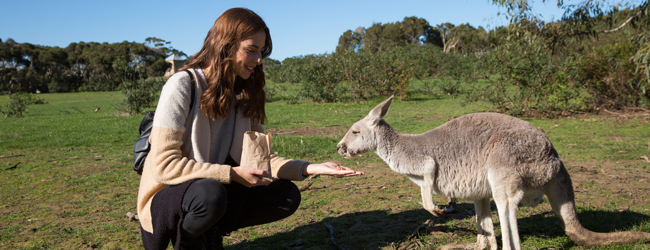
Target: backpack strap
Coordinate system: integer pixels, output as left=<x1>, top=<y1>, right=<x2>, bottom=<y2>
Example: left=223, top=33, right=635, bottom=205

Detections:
left=133, top=69, right=198, bottom=175
left=182, top=69, right=196, bottom=113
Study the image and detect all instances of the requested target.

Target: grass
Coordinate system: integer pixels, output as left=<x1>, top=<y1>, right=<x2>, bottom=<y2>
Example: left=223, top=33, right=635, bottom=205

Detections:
left=0, top=84, right=649, bottom=249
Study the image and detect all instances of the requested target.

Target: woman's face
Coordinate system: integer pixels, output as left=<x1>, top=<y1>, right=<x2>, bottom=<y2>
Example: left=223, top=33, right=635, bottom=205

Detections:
left=233, top=30, right=266, bottom=80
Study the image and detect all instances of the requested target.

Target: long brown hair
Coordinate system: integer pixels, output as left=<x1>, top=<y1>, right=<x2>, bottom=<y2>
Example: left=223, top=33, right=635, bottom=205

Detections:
left=179, top=8, right=271, bottom=124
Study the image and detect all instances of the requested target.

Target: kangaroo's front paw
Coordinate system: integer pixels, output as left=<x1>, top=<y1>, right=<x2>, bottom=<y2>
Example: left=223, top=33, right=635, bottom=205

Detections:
left=427, top=207, right=447, bottom=217
left=420, top=202, right=451, bottom=217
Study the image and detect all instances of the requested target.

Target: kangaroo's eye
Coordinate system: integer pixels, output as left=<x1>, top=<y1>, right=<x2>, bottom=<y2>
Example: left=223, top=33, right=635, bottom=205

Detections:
left=352, top=131, right=360, bottom=135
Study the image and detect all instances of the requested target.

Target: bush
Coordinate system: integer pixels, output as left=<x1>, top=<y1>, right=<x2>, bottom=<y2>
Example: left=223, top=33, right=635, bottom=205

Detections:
left=296, top=54, right=348, bottom=102
left=0, top=92, right=48, bottom=118
left=78, top=78, right=115, bottom=92
left=335, top=48, right=413, bottom=101
left=265, top=45, right=483, bottom=103
left=633, top=33, right=650, bottom=87
left=264, top=85, right=277, bottom=102
left=116, top=77, right=163, bottom=115
left=476, top=35, right=650, bottom=116
left=469, top=23, right=590, bottom=117
left=576, top=39, right=649, bottom=109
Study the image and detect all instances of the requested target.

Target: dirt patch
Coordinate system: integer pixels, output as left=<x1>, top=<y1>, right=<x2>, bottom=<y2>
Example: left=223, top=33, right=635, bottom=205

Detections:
left=520, top=107, right=650, bottom=120
left=564, top=159, right=650, bottom=209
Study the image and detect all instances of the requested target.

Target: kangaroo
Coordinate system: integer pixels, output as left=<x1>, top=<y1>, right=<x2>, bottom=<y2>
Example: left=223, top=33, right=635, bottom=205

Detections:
left=337, top=96, right=650, bottom=250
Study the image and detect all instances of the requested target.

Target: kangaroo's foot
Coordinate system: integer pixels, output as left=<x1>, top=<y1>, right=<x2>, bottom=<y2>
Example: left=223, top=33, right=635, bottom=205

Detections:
left=436, top=242, right=479, bottom=250
left=446, top=197, right=456, bottom=213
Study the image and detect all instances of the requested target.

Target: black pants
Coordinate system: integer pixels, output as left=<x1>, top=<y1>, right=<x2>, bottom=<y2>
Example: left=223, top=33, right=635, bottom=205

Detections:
left=180, top=178, right=302, bottom=240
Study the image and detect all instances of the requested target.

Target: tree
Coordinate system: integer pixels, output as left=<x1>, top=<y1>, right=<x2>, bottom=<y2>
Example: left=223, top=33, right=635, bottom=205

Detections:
left=354, top=16, right=436, bottom=52
left=145, top=37, right=187, bottom=58
left=454, top=24, right=490, bottom=56
left=401, top=16, right=432, bottom=44
left=434, top=23, right=460, bottom=53
left=0, top=39, right=29, bottom=94
left=361, top=23, right=386, bottom=52
left=0, top=38, right=181, bottom=94
left=336, top=27, right=364, bottom=52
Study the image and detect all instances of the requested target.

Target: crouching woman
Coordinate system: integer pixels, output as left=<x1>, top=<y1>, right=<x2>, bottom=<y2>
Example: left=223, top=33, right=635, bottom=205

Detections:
left=136, top=7, right=363, bottom=250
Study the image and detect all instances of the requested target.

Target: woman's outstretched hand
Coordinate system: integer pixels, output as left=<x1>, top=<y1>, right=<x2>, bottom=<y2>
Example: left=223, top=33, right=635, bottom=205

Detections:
left=304, top=162, right=364, bottom=178
left=230, top=166, right=272, bottom=187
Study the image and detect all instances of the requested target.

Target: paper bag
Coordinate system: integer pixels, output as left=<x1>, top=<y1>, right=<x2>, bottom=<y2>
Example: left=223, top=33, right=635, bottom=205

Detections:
left=240, top=131, right=273, bottom=178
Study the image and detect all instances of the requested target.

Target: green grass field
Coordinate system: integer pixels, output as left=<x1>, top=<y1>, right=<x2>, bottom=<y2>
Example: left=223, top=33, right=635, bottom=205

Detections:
left=1, top=85, right=649, bottom=249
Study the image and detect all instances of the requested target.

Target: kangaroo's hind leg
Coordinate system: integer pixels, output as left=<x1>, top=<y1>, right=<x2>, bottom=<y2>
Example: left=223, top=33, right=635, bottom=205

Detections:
left=490, top=174, right=524, bottom=250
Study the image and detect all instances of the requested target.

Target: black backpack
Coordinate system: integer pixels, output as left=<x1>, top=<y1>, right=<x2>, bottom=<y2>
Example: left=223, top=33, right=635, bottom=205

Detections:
left=133, top=70, right=196, bottom=175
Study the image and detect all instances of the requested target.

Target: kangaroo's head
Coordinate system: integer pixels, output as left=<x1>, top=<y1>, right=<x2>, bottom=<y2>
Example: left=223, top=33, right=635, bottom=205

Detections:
left=337, top=95, right=393, bottom=158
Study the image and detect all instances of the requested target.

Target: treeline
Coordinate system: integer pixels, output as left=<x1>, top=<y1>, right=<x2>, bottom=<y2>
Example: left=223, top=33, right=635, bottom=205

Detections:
left=266, top=1, right=650, bottom=116
left=265, top=17, right=497, bottom=102
left=0, top=37, right=183, bottom=94
left=336, top=17, right=504, bottom=56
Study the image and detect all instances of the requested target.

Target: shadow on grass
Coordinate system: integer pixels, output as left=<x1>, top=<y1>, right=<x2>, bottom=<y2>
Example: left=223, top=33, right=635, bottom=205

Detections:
left=226, top=209, right=429, bottom=250
left=226, top=203, right=650, bottom=250
left=518, top=208, right=650, bottom=249
left=225, top=202, right=475, bottom=250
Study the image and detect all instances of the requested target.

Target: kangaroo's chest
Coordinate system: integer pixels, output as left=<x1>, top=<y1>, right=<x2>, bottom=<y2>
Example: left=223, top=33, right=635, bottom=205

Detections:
left=394, top=158, right=493, bottom=200
left=384, top=155, right=434, bottom=176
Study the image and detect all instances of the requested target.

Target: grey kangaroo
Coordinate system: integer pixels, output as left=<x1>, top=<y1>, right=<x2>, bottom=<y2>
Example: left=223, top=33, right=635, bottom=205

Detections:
left=337, top=96, right=650, bottom=250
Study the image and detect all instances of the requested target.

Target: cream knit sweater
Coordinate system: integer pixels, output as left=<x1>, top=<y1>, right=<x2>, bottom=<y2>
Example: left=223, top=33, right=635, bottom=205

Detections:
left=137, top=69, right=308, bottom=233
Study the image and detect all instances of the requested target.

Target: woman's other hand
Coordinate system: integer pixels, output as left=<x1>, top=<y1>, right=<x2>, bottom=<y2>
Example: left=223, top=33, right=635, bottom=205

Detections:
left=230, top=166, right=272, bottom=187
left=304, top=162, right=364, bottom=178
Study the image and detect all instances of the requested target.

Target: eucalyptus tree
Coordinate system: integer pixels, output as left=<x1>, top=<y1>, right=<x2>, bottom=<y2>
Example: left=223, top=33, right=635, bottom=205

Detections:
left=0, top=39, right=28, bottom=93
left=433, top=22, right=459, bottom=53
left=336, top=27, right=364, bottom=52
left=352, top=16, right=435, bottom=52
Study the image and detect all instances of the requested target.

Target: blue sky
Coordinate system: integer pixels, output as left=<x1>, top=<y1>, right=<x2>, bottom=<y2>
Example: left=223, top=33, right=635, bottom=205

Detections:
left=0, top=0, right=566, bottom=62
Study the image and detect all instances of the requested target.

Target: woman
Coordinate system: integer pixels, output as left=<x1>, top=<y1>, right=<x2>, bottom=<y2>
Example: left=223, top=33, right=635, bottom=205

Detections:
left=136, top=7, right=363, bottom=250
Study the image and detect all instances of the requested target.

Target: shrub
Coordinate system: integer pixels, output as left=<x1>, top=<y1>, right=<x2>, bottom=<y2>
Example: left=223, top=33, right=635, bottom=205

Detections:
left=0, top=92, right=48, bottom=118
left=296, top=54, right=348, bottom=102
left=633, top=33, right=650, bottom=86
left=576, top=39, right=649, bottom=109
left=264, top=85, right=277, bottom=102
left=266, top=45, right=483, bottom=103
left=78, top=78, right=115, bottom=92
left=470, top=23, right=590, bottom=117
left=115, top=77, right=163, bottom=115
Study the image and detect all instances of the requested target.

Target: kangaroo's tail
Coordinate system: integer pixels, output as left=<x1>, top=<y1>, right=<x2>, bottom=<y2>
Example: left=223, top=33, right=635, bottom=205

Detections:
left=545, top=164, right=650, bottom=248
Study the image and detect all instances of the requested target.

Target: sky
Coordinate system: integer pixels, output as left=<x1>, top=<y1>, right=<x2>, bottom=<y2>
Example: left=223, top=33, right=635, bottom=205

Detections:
left=0, top=0, right=567, bottom=62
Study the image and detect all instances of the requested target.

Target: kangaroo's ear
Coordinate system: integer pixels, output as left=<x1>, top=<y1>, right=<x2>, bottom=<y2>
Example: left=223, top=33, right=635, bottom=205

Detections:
left=368, top=95, right=393, bottom=125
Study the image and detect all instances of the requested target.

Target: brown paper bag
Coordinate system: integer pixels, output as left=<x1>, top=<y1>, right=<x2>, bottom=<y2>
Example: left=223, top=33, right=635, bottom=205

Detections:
left=240, top=131, right=273, bottom=178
